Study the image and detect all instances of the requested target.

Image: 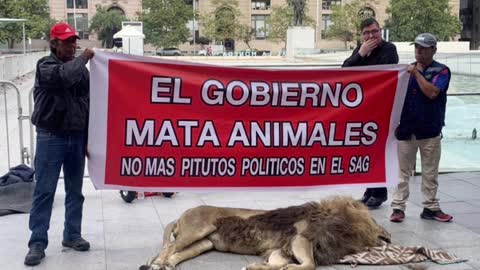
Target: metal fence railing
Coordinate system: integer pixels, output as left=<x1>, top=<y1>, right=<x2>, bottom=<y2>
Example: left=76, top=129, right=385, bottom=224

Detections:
left=28, top=87, right=35, bottom=165
left=0, top=81, right=33, bottom=172
left=398, top=52, right=480, bottom=77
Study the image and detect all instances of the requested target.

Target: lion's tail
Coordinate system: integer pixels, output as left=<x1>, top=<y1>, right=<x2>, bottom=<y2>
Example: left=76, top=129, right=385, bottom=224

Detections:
left=162, top=220, right=177, bottom=247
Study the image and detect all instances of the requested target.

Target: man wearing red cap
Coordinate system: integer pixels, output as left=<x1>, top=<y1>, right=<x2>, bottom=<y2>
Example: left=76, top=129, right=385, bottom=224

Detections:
left=25, top=22, right=95, bottom=266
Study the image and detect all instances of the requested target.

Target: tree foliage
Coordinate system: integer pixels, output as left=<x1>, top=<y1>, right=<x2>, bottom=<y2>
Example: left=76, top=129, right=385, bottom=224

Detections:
left=0, top=0, right=51, bottom=49
left=138, top=0, right=193, bottom=48
left=237, top=24, right=254, bottom=49
left=264, top=5, right=291, bottom=45
left=200, top=0, right=247, bottom=43
left=43, top=18, right=58, bottom=41
left=190, top=36, right=211, bottom=45
left=265, top=4, right=315, bottom=46
left=386, top=0, right=461, bottom=41
left=326, top=0, right=362, bottom=49
left=89, top=5, right=126, bottom=48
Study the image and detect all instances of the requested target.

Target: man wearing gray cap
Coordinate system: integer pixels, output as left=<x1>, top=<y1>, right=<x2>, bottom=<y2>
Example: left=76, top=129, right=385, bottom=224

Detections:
left=390, top=33, right=453, bottom=223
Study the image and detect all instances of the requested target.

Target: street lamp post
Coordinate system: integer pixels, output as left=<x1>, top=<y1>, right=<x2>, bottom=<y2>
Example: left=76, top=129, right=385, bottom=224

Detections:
left=22, top=22, right=26, bottom=54
left=316, top=0, right=319, bottom=42
left=73, top=0, right=78, bottom=31
left=193, top=0, right=196, bottom=55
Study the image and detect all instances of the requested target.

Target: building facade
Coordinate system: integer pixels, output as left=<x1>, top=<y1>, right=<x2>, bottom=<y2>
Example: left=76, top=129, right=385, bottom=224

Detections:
left=196, top=0, right=460, bottom=51
left=188, top=0, right=394, bottom=51
left=460, top=0, right=480, bottom=49
left=48, top=0, right=460, bottom=51
left=49, top=0, right=141, bottom=40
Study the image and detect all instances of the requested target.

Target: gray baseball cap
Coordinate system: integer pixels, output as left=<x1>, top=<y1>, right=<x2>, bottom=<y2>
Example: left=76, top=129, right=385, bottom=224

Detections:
left=411, top=33, right=437, bottom=48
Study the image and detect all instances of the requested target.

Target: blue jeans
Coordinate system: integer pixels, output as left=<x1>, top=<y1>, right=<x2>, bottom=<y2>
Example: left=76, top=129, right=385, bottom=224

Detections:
left=28, top=130, right=87, bottom=249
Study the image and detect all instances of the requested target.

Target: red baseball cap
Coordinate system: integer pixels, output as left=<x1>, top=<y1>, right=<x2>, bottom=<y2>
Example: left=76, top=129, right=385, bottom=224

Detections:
left=50, top=22, right=80, bottom=41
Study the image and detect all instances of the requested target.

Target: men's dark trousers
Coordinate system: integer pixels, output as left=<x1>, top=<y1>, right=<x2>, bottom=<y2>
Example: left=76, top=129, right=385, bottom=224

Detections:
left=28, top=130, right=86, bottom=249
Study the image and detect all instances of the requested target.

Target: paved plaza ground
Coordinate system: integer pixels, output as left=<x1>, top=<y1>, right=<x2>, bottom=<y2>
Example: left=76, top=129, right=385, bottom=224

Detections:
left=1, top=172, right=480, bottom=270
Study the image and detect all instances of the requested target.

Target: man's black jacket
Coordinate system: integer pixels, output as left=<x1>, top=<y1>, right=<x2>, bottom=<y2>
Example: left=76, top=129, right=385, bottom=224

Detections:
left=342, top=41, right=399, bottom=67
left=31, top=53, right=90, bottom=133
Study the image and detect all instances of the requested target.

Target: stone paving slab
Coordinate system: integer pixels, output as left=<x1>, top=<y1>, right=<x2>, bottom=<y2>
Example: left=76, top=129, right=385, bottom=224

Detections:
left=0, top=172, right=479, bottom=270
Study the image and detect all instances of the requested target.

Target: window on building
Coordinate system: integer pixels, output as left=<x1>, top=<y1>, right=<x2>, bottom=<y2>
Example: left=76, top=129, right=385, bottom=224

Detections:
left=322, top=0, right=341, bottom=10
left=252, top=0, right=271, bottom=10
left=66, top=0, right=88, bottom=9
left=67, top=13, right=88, bottom=39
left=251, top=15, right=268, bottom=39
left=185, top=0, right=199, bottom=9
left=321, top=14, right=333, bottom=38
left=108, top=6, right=126, bottom=16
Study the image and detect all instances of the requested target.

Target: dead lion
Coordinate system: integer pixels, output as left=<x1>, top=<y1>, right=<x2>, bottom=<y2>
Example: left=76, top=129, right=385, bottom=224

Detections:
left=140, top=196, right=391, bottom=270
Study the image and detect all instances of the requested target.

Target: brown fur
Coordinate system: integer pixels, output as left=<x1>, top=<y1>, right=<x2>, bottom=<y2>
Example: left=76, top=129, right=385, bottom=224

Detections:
left=140, top=196, right=391, bottom=270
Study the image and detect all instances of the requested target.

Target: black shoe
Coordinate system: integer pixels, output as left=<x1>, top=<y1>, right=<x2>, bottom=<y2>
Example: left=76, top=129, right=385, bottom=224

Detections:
left=62, top=237, right=90, bottom=251
left=24, top=244, right=45, bottom=266
left=359, top=194, right=370, bottom=204
left=359, top=189, right=372, bottom=204
left=420, top=208, right=453, bottom=222
left=365, top=196, right=387, bottom=209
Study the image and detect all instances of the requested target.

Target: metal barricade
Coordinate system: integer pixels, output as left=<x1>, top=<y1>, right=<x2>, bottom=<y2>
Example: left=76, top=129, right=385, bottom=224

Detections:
left=28, top=87, right=35, bottom=164
left=0, top=81, right=32, bottom=170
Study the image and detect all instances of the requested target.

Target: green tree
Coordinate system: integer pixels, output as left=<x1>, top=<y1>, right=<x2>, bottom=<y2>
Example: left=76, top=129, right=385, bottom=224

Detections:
left=264, top=4, right=315, bottom=48
left=0, top=0, right=50, bottom=49
left=237, top=24, right=254, bottom=49
left=43, top=18, right=58, bottom=41
left=89, top=5, right=126, bottom=48
left=326, top=0, right=362, bottom=49
left=386, top=0, right=461, bottom=41
left=200, top=0, right=245, bottom=43
left=191, top=36, right=211, bottom=45
left=138, top=0, right=193, bottom=48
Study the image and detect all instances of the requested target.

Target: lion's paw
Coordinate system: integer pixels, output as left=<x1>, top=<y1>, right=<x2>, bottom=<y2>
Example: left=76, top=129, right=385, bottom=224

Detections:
left=150, top=264, right=174, bottom=270
left=244, top=262, right=269, bottom=270
left=280, top=264, right=314, bottom=270
left=280, top=264, right=297, bottom=270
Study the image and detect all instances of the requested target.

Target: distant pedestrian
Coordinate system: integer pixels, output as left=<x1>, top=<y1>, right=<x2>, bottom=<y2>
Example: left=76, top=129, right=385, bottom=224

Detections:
left=207, top=45, right=212, bottom=56
left=390, top=33, right=453, bottom=223
left=342, top=17, right=399, bottom=208
left=25, top=22, right=95, bottom=266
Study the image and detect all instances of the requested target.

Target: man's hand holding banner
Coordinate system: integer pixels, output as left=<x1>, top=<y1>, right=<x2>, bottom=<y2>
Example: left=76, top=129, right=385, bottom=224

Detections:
left=89, top=52, right=408, bottom=191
